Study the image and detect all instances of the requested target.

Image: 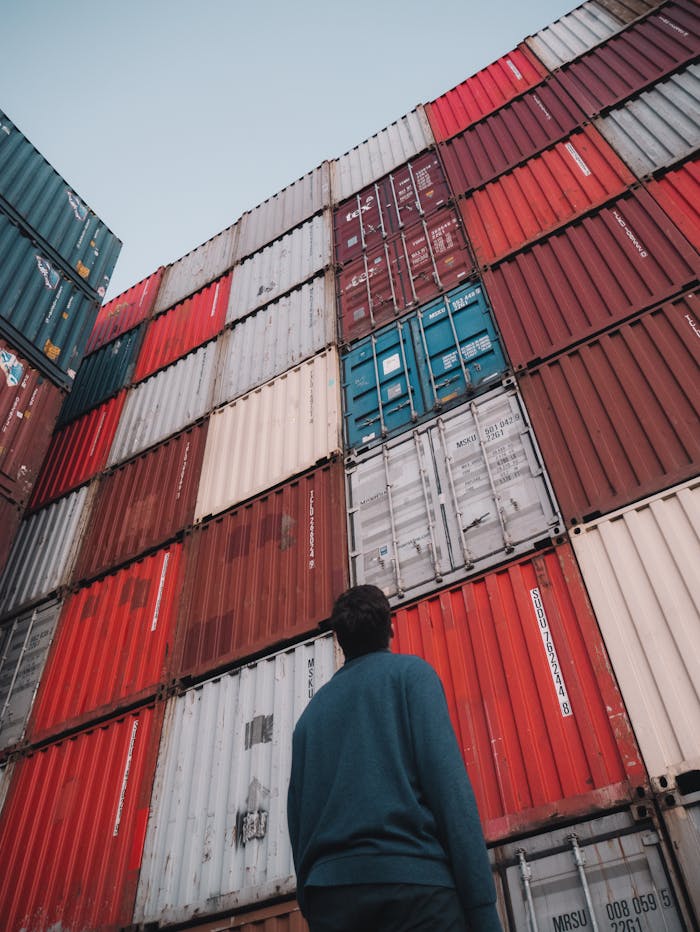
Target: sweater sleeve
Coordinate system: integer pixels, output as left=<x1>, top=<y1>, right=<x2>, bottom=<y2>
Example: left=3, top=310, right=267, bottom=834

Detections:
left=287, top=726, right=308, bottom=915
left=406, top=661, right=502, bottom=931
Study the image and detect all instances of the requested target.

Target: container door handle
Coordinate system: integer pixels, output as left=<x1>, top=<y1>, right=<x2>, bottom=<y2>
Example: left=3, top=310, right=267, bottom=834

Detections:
left=437, top=416, right=473, bottom=570
left=413, top=430, right=443, bottom=583
left=517, top=849, right=541, bottom=932
left=472, top=400, right=514, bottom=552
left=568, top=834, right=600, bottom=932
left=382, top=444, right=405, bottom=598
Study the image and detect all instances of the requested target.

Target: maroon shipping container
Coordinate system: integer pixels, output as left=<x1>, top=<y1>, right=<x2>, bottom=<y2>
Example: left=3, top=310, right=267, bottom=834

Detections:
left=338, top=206, right=475, bottom=344
left=333, top=151, right=451, bottom=266
left=73, top=419, right=208, bottom=584
left=85, top=268, right=164, bottom=355
left=29, top=391, right=126, bottom=511
left=647, top=155, right=700, bottom=254
left=1, top=338, right=65, bottom=505
left=440, top=77, right=586, bottom=197
left=0, top=704, right=164, bottom=932
left=484, top=188, right=700, bottom=369
left=0, top=493, right=22, bottom=577
left=392, top=544, right=647, bottom=843
left=460, top=125, right=636, bottom=267
left=517, top=291, right=700, bottom=526
left=173, top=460, right=348, bottom=680
left=556, top=0, right=700, bottom=118
left=426, top=45, right=549, bottom=143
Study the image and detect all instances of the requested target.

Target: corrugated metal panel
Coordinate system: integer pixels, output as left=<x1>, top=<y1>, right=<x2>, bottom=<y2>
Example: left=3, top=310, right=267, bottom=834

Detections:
left=182, top=901, right=307, bottom=931
left=29, top=391, right=126, bottom=510
left=330, top=107, right=434, bottom=203
left=153, top=222, right=239, bottom=315
left=85, top=267, right=164, bottom=354
left=595, top=64, right=700, bottom=177
left=133, top=272, right=231, bottom=383
left=235, top=162, right=331, bottom=261
left=334, top=151, right=450, bottom=266
left=517, top=292, right=700, bottom=527
left=393, top=545, right=646, bottom=841
left=347, top=384, right=563, bottom=606
left=135, top=635, right=339, bottom=925
left=174, top=461, right=348, bottom=679
left=226, top=213, right=331, bottom=325
left=338, top=206, right=475, bottom=344
left=0, top=704, right=164, bottom=931
left=343, top=282, right=507, bottom=453
left=0, top=485, right=94, bottom=618
left=569, top=478, right=700, bottom=788
left=440, top=77, right=586, bottom=196
left=460, top=125, right=636, bottom=267
left=648, top=155, right=700, bottom=253
left=484, top=188, right=700, bottom=369
left=426, top=46, right=549, bottom=144
left=597, top=0, right=665, bottom=23
left=196, top=348, right=341, bottom=522
left=108, top=341, right=218, bottom=467
left=74, top=420, right=208, bottom=584
left=659, top=789, right=700, bottom=924
left=0, top=759, right=13, bottom=819
left=525, top=1, right=624, bottom=71
left=1, top=339, right=64, bottom=505
left=0, top=494, right=22, bottom=579
left=28, top=544, right=184, bottom=743
left=214, top=272, right=336, bottom=409
left=495, top=810, right=687, bottom=930
left=556, top=0, right=700, bottom=118
left=57, top=323, right=144, bottom=427
left=0, top=599, right=62, bottom=751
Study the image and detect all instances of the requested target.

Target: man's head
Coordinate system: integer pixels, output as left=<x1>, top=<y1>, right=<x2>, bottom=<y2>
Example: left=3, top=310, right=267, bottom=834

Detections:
left=329, top=585, right=393, bottom=658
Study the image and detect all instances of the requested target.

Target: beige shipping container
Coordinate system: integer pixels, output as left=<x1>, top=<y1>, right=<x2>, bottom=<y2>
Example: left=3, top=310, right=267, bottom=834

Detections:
left=570, top=477, right=700, bottom=791
left=196, top=348, right=341, bottom=522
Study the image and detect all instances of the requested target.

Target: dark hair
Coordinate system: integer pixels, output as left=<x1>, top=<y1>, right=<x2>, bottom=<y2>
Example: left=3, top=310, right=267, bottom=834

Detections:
left=329, top=585, right=392, bottom=657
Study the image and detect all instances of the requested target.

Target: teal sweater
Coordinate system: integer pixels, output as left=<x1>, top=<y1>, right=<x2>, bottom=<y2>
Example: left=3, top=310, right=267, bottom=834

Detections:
left=287, top=649, right=501, bottom=930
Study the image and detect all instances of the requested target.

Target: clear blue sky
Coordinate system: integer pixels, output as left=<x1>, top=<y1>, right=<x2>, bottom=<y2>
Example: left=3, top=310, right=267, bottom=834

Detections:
left=2, top=0, right=577, bottom=301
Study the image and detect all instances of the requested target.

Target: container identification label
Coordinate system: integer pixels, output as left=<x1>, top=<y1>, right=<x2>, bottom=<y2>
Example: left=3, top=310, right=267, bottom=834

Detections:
left=151, top=551, right=171, bottom=632
left=506, top=59, right=523, bottom=80
left=113, top=719, right=139, bottom=836
left=383, top=353, right=401, bottom=376
left=565, top=143, right=591, bottom=177
left=530, top=587, right=572, bottom=717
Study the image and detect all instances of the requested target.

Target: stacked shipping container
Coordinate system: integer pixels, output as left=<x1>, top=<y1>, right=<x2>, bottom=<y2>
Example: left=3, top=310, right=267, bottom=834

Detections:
left=1, top=0, right=699, bottom=928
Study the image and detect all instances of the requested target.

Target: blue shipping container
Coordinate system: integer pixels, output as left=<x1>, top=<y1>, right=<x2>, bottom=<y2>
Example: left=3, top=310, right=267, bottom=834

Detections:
left=343, top=282, right=508, bottom=452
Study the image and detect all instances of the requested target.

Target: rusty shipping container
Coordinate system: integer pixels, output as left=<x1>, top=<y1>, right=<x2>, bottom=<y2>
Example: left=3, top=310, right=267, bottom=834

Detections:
left=72, top=420, right=208, bottom=585
left=484, top=188, right=700, bottom=370
left=647, top=155, right=700, bottom=254
left=174, top=460, right=348, bottom=680
left=0, top=704, right=164, bottom=932
left=84, top=268, right=164, bottom=355
left=460, top=124, right=636, bottom=267
left=392, top=544, right=647, bottom=843
left=28, top=544, right=184, bottom=743
left=517, top=292, right=700, bottom=527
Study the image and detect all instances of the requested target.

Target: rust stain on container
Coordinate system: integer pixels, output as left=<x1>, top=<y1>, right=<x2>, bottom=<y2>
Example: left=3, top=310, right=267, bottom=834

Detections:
left=85, top=268, right=164, bottom=355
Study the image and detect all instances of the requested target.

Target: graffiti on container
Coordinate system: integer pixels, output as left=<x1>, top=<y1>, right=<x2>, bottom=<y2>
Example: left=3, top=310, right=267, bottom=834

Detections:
left=245, top=714, right=274, bottom=749
left=308, top=489, right=315, bottom=569
left=0, top=349, right=23, bottom=387
left=234, top=777, right=270, bottom=848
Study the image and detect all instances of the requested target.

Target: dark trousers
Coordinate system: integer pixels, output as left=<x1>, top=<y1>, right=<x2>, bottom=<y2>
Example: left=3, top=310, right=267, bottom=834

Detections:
left=304, top=883, right=468, bottom=932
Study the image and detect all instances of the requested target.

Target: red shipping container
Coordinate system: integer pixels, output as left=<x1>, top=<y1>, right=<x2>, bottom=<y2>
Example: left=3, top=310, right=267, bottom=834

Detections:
left=647, top=156, right=700, bottom=254
left=1, top=338, right=65, bottom=505
left=29, top=390, right=126, bottom=510
left=73, top=419, right=208, bottom=584
left=338, top=206, right=474, bottom=343
left=333, top=151, right=451, bottom=266
left=392, top=544, right=647, bottom=842
left=440, top=77, right=586, bottom=196
left=28, top=543, right=184, bottom=743
left=460, top=125, right=636, bottom=267
left=85, top=267, right=164, bottom=355
left=426, top=45, right=548, bottom=143
left=556, top=0, right=700, bottom=118
left=173, top=460, right=348, bottom=680
left=133, top=272, right=232, bottom=382
left=517, top=292, right=700, bottom=526
left=0, top=493, right=22, bottom=577
left=0, top=704, right=164, bottom=931
left=484, top=188, right=700, bottom=369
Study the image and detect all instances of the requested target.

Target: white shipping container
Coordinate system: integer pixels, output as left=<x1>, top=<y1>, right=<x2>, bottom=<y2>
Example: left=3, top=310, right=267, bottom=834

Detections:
left=570, top=478, right=700, bottom=790
left=525, top=1, right=622, bottom=70
left=213, top=273, right=336, bottom=409
left=196, top=348, right=342, bottom=522
left=0, top=599, right=62, bottom=750
left=330, top=107, right=434, bottom=203
left=153, top=223, right=239, bottom=315
left=346, top=383, right=563, bottom=606
left=134, top=633, right=340, bottom=926
left=108, top=341, right=218, bottom=467
left=226, top=214, right=331, bottom=326
left=234, top=163, right=331, bottom=262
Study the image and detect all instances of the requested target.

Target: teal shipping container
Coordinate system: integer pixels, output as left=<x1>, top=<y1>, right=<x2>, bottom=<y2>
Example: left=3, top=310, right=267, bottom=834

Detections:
left=342, top=282, right=508, bottom=453
left=0, top=109, right=121, bottom=300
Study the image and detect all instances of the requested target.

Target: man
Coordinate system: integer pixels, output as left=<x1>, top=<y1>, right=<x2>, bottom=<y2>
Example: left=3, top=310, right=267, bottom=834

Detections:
left=287, top=584, right=502, bottom=931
